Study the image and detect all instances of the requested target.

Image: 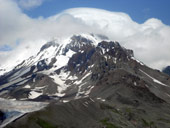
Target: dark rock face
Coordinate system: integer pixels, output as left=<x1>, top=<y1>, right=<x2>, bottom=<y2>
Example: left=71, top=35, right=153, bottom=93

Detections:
left=0, top=110, right=5, bottom=124
left=163, top=66, right=170, bottom=76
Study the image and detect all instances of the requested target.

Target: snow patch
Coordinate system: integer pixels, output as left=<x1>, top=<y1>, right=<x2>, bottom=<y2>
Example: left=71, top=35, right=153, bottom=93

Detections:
left=113, top=57, right=117, bottom=63
left=89, top=64, right=94, bottom=68
left=29, top=91, right=43, bottom=99
left=24, top=85, right=30, bottom=89
left=49, top=70, right=71, bottom=97
left=80, top=33, right=99, bottom=46
left=68, top=75, right=78, bottom=80
left=66, top=49, right=76, bottom=58
left=74, top=71, right=91, bottom=85
left=83, top=103, right=88, bottom=107
left=74, top=80, right=83, bottom=85
left=134, top=82, right=137, bottom=86
left=62, top=100, right=69, bottom=103
left=82, top=71, right=92, bottom=81
left=55, top=92, right=65, bottom=97
left=90, top=98, right=95, bottom=102
left=50, top=75, right=65, bottom=86
left=97, top=97, right=106, bottom=102
left=33, top=86, right=46, bottom=90
left=131, top=57, right=144, bottom=65
left=139, top=69, right=168, bottom=87
left=85, top=85, right=94, bottom=96
left=166, top=93, right=170, bottom=97
left=54, top=55, right=69, bottom=69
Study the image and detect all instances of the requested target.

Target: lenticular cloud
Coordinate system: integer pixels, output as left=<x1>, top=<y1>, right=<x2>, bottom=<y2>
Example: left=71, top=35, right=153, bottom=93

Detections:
left=0, top=1, right=170, bottom=70
left=59, top=8, right=170, bottom=69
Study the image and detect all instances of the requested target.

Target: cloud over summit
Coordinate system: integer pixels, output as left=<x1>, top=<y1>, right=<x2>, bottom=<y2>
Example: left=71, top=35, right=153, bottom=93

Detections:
left=0, top=0, right=170, bottom=70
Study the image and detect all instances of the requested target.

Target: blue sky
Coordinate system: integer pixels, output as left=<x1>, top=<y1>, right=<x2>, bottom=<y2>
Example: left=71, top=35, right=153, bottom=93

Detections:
left=23, top=0, right=170, bottom=25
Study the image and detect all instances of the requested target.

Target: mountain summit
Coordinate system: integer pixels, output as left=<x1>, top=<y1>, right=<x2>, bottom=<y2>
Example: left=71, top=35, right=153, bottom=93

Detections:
left=1, top=34, right=170, bottom=128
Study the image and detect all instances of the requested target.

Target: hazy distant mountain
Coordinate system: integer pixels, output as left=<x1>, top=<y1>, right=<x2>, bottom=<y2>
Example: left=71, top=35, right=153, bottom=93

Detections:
left=1, top=34, right=170, bottom=128
left=163, top=66, right=170, bottom=76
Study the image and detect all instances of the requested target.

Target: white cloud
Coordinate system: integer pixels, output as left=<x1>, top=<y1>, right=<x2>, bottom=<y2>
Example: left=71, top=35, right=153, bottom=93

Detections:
left=0, top=1, right=170, bottom=70
left=17, top=0, right=44, bottom=10
left=0, top=1, right=98, bottom=70
left=61, top=8, right=170, bottom=69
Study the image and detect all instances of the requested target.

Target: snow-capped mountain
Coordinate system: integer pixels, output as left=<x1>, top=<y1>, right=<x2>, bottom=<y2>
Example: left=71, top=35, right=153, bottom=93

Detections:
left=1, top=33, right=170, bottom=128
left=0, top=34, right=103, bottom=99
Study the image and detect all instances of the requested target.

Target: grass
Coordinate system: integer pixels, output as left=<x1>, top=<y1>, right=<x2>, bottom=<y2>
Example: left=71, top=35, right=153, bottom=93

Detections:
left=36, top=118, right=57, bottom=128
left=111, top=109, right=122, bottom=115
left=141, top=118, right=155, bottom=128
left=100, top=103, right=115, bottom=110
left=158, top=118, right=170, bottom=124
left=100, top=118, right=120, bottom=128
left=125, top=107, right=131, bottom=113
left=99, top=103, right=122, bottom=115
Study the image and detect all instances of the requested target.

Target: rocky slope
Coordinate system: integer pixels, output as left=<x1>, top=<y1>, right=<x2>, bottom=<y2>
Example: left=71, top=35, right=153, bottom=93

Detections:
left=0, top=34, right=170, bottom=128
